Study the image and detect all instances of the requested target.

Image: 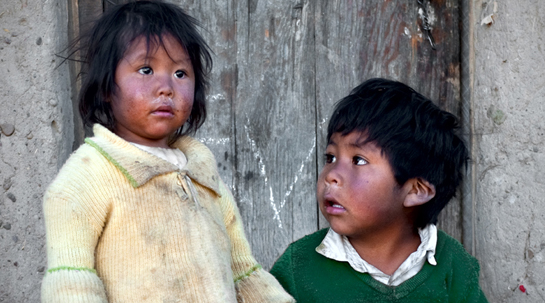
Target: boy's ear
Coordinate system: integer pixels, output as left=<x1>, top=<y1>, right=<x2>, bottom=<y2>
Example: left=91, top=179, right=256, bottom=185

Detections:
left=403, top=178, right=436, bottom=208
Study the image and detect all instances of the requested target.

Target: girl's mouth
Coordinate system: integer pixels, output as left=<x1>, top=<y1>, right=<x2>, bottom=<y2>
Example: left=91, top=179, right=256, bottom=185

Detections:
left=152, top=105, right=174, bottom=117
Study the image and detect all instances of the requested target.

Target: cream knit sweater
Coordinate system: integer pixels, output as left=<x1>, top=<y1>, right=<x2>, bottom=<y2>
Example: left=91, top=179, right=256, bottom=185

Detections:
left=41, top=124, right=294, bottom=303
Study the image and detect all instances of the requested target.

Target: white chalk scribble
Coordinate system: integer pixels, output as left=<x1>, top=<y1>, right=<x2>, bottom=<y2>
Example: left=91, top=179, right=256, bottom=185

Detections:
left=244, top=123, right=315, bottom=229
left=198, top=137, right=231, bottom=145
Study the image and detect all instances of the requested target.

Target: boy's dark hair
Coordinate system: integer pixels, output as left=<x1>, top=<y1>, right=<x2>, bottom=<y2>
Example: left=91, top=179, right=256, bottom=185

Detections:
left=327, top=78, right=469, bottom=228
left=76, top=0, right=212, bottom=138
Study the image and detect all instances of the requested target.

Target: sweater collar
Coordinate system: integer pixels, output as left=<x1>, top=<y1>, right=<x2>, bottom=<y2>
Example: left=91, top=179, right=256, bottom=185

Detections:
left=85, top=124, right=221, bottom=195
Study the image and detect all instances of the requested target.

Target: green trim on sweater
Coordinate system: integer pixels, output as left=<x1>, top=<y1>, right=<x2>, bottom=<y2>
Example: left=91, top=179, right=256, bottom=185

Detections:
left=47, top=266, right=97, bottom=274
left=234, top=264, right=263, bottom=283
left=85, top=138, right=139, bottom=188
left=271, top=228, right=488, bottom=303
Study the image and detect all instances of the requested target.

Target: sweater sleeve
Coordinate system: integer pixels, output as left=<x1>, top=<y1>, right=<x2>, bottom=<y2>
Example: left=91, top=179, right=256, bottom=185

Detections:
left=41, top=154, right=110, bottom=302
left=217, top=181, right=295, bottom=303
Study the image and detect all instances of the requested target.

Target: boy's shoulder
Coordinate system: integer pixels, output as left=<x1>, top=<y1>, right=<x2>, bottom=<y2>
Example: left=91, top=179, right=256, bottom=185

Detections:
left=272, top=228, right=330, bottom=272
left=436, top=229, right=478, bottom=263
left=435, top=229, right=482, bottom=281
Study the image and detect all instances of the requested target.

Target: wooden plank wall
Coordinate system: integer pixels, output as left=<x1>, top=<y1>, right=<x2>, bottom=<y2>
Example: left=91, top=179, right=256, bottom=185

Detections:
left=72, top=0, right=460, bottom=270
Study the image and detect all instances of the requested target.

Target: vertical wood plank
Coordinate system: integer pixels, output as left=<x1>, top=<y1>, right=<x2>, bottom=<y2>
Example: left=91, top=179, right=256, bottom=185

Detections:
left=78, top=0, right=102, bottom=34
left=234, top=0, right=317, bottom=269
left=314, top=0, right=462, bottom=241
left=175, top=0, right=238, bottom=191
left=67, top=0, right=84, bottom=149
left=66, top=0, right=103, bottom=148
left=76, top=0, right=103, bottom=140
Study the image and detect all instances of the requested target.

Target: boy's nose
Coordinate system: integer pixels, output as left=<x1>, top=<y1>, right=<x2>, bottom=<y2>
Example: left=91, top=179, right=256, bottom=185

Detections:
left=324, top=166, right=342, bottom=186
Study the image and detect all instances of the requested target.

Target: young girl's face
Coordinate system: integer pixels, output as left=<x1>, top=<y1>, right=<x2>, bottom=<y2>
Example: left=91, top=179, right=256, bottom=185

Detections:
left=110, top=34, right=195, bottom=148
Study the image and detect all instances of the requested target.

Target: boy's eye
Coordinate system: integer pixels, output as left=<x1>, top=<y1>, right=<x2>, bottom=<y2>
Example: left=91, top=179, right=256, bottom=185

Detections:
left=174, top=70, right=186, bottom=79
left=138, top=67, right=153, bottom=75
left=353, top=156, right=367, bottom=166
left=324, top=154, right=336, bottom=164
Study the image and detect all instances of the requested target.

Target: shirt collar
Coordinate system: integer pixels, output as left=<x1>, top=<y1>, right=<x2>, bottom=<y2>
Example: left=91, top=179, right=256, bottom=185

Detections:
left=85, top=124, right=221, bottom=195
left=316, top=224, right=438, bottom=286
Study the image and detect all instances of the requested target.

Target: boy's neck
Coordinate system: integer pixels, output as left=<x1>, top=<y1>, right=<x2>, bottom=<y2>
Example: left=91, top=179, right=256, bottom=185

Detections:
left=347, top=224, right=421, bottom=276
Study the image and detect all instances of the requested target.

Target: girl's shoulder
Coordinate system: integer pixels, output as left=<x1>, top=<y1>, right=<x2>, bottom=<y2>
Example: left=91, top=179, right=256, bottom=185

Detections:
left=45, top=141, right=119, bottom=195
left=61, top=141, right=113, bottom=173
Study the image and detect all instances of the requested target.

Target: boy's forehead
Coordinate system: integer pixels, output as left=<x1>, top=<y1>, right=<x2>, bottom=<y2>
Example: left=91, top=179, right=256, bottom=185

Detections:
left=328, top=131, right=370, bottom=147
left=328, top=131, right=383, bottom=153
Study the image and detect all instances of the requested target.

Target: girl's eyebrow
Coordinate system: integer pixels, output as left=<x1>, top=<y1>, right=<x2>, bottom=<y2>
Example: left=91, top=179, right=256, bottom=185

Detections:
left=124, top=51, right=149, bottom=63
left=172, top=55, right=192, bottom=65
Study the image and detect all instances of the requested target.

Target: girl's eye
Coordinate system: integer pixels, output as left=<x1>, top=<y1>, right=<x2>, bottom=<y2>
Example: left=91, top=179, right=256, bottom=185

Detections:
left=324, top=154, right=336, bottom=164
left=138, top=67, right=153, bottom=75
left=353, top=156, right=367, bottom=166
left=174, top=70, right=186, bottom=79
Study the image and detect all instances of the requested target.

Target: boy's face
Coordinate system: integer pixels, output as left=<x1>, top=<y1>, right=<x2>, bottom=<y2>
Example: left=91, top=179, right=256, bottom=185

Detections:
left=317, top=131, right=413, bottom=239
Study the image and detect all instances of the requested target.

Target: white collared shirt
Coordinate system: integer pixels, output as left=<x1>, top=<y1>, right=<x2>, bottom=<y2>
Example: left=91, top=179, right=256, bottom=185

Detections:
left=131, top=143, right=188, bottom=170
left=316, top=224, right=438, bottom=286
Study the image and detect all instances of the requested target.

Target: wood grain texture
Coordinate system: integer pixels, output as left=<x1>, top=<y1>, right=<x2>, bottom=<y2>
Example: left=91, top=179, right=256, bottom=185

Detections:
left=78, top=0, right=102, bottom=34
left=230, top=0, right=318, bottom=269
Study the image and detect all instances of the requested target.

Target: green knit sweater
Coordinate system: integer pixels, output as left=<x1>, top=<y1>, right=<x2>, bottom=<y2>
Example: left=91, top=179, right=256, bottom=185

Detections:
left=271, top=229, right=488, bottom=303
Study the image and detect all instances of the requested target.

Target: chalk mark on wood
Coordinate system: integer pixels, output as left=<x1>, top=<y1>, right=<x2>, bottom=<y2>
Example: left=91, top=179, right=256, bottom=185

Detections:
left=243, top=122, right=316, bottom=229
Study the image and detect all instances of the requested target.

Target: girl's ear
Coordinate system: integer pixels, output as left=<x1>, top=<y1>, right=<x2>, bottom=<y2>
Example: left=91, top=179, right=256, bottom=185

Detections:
left=403, top=178, right=436, bottom=208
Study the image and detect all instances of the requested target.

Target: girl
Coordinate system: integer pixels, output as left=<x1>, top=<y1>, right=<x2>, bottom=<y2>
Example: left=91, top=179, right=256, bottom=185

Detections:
left=41, top=1, right=293, bottom=302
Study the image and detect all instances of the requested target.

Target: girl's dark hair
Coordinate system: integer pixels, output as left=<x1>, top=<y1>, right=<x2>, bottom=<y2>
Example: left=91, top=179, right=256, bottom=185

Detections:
left=327, top=78, right=469, bottom=228
left=76, top=0, right=212, bottom=138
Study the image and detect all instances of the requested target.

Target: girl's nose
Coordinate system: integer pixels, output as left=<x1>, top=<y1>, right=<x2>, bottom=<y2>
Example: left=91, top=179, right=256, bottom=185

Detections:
left=156, top=73, right=174, bottom=97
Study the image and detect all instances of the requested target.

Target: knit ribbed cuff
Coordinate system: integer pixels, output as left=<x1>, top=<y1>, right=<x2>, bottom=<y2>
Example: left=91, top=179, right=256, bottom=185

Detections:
left=41, top=269, right=108, bottom=303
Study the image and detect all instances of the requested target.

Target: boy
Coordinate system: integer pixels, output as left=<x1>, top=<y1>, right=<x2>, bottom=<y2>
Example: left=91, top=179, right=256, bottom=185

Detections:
left=270, top=78, right=488, bottom=302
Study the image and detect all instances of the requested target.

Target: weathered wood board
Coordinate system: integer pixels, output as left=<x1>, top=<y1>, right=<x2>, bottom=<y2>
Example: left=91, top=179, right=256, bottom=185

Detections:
left=73, top=0, right=461, bottom=269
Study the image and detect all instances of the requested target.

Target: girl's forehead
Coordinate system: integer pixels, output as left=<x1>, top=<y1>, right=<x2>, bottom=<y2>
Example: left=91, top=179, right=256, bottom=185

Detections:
left=124, top=34, right=189, bottom=61
left=128, top=34, right=184, bottom=52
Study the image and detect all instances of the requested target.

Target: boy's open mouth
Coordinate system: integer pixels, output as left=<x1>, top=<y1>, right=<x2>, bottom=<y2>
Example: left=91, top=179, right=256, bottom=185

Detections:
left=328, top=201, right=344, bottom=209
left=324, top=199, right=346, bottom=214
